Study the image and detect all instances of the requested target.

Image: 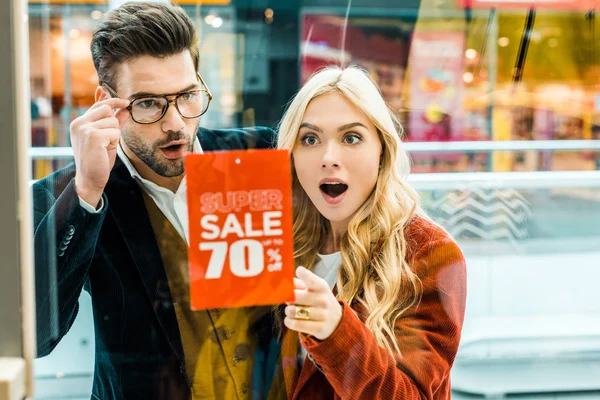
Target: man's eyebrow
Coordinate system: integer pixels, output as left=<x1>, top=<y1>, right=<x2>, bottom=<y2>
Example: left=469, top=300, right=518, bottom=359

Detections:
left=129, top=83, right=199, bottom=99
left=299, top=122, right=323, bottom=132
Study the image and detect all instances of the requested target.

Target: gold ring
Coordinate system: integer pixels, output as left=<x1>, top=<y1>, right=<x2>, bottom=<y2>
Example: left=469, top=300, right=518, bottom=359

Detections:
left=294, top=306, right=310, bottom=320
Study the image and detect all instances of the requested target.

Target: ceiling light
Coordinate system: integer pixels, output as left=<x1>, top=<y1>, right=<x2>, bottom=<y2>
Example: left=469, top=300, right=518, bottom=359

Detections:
left=91, top=10, right=103, bottom=20
left=465, top=49, right=477, bottom=60
left=498, top=37, right=509, bottom=47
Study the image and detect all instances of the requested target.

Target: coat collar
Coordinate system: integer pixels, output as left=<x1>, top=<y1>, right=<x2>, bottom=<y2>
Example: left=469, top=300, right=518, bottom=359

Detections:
left=283, top=296, right=368, bottom=399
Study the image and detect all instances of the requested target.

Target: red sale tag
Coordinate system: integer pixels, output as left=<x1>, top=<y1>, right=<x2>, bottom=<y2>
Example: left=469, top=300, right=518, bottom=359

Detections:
left=185, top=149, right=295, bottom=310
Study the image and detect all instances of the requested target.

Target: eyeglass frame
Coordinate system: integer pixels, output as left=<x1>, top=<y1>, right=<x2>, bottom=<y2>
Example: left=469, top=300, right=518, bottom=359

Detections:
left=99, top=73, right=213, bottom=125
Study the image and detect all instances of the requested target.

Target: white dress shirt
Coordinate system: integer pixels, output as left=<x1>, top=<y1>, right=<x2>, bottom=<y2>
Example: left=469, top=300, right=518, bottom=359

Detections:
left=79, top=139, right=202, bottom=244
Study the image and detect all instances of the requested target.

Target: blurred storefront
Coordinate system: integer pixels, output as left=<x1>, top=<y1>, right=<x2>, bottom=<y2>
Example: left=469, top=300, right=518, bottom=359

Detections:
left=19, top=1, right=600, bottom=399
left=300, top=1, right=600, bottom=173
left=27, top=0, right=237, bottom=179
left=27, top=0, right=600, bottom=176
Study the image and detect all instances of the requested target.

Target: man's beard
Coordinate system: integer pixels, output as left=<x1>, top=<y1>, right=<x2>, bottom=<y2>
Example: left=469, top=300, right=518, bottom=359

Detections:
left=122, top=122, right=199, bottom=177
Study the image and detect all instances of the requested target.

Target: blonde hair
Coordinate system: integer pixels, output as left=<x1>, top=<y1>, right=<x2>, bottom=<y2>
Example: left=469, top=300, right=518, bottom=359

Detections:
left=277, top=66, right=423, bottom=356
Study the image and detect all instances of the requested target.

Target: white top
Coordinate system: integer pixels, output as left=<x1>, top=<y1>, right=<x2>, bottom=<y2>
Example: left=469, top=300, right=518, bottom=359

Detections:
left=300, top=251, right=342, bottom=364
left=313, top=252, right=343, bottom=290
left=79, top=138, right=202, bottom=244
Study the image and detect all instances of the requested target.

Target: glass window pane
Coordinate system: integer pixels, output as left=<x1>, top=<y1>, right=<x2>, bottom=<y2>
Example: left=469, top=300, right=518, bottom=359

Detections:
left=21, top=1, right=600, bottom=399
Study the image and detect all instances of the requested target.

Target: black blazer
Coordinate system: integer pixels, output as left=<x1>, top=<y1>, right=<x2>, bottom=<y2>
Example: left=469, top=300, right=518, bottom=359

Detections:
left=33, top=127, right=277, bottom=399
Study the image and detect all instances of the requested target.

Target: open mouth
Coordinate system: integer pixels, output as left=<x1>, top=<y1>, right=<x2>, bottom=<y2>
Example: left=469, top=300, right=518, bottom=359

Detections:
left=163, top=144, right=183, bottom=151
left=160, top=143, right=186, bottom=159
left=320, top=182, right=348, bottom=198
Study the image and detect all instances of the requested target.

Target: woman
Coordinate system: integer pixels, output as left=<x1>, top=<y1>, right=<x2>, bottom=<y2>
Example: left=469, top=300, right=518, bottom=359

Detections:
left=272, top=66, right=466, bottom=399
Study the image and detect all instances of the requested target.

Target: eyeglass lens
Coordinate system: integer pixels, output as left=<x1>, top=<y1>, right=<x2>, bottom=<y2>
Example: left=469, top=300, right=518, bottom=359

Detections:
left=130, top=90, right=209, bottom=123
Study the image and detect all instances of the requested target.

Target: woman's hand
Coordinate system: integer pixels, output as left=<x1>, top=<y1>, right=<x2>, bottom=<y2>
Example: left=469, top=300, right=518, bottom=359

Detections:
left=284, top=266, right=343, bottom=340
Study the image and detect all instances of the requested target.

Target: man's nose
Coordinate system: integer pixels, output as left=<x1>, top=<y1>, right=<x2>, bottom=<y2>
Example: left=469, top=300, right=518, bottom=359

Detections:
left=161, top=100, right=186, bottom=133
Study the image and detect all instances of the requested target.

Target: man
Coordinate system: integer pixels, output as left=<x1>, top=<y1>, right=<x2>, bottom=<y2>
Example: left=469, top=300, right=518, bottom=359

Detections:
left=33, top=2, right=277, bottom=399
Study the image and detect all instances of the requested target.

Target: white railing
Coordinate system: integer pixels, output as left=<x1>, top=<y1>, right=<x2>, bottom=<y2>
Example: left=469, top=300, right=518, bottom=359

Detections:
left=402, top=140, right=600, bottom=152
left=407, top=170, right=600, bottom=190
left=29, top=170, right=600, bottom=191
left=27, top=140, right=600, bottom=159
left=28, top=142, right=600, bottom=191
left=29, top=147, right=74, bottom=159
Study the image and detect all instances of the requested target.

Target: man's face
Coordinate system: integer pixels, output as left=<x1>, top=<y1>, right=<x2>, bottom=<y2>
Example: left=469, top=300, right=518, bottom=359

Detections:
left=107, top=51, right=201, bottom=177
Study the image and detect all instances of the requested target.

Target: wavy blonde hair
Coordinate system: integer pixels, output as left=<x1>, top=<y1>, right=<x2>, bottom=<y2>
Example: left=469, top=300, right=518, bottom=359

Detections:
left=277, top=66, right=423, bottom=356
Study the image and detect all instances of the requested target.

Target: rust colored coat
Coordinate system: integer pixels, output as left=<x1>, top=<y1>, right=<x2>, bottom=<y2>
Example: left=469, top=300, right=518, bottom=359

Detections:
left=273, top=216, right=467, bottom=400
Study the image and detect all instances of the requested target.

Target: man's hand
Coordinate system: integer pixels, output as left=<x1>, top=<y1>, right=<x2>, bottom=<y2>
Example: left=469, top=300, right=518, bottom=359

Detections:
left=71, top=98, right=130, bottom=208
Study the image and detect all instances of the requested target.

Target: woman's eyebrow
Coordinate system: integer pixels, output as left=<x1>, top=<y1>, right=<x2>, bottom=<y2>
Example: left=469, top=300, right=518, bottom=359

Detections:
left=299, top=122, right=322, bottom=132
left=337, top=122, right=367, bottom=131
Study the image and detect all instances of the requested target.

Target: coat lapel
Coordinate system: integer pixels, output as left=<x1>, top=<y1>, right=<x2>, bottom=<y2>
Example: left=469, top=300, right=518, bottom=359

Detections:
left=292, top=349, right=318, bottom=399
left=279, top=329, right=300, bottom=399
left=290, top=288, right=358, bottom=399
left=104, top=158, right=186, bottom=374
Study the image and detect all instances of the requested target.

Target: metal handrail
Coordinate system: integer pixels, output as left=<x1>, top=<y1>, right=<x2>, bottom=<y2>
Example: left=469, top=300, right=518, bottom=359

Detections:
left=27, top=140, right=600, bottom=159
left=29, top=147, right=74, bottom=159
left=29, top=170, right=600, bottom=190
left=403, top=140, right=600, bottom=152
left=407, top=170, right=600, bottom=190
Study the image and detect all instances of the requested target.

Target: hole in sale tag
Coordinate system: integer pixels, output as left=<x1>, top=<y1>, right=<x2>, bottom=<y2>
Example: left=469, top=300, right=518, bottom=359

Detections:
left=185, top=149, right=295, bottom=310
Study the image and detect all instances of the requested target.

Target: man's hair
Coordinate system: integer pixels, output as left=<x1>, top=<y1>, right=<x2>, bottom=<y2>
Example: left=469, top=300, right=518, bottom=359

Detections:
left=91, top=1, right=199, bottom=88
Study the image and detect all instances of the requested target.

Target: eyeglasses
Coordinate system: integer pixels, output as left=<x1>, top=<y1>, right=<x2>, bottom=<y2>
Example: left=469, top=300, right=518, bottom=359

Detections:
left=100, top=73, right=213, bottom=124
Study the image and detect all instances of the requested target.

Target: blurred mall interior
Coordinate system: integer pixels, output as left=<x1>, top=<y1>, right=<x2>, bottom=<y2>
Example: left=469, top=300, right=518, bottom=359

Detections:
left=1, top=0, right=600, bottom=399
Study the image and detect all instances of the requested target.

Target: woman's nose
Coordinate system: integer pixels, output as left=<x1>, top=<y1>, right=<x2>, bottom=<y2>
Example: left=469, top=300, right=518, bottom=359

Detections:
left=321, top=143, right=341, bottom=169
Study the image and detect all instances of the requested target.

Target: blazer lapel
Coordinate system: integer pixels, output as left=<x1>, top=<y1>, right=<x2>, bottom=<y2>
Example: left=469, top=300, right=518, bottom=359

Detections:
left=104, top=158, right=186, bottom=373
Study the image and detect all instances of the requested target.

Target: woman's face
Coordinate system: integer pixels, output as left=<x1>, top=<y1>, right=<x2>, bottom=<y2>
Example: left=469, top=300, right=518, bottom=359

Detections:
left=292, top=92, right=382, bottom=229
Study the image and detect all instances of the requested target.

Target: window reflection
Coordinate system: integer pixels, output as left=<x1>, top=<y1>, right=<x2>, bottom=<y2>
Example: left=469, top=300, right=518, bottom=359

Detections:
left=26, top=1, right=600, bottom=399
